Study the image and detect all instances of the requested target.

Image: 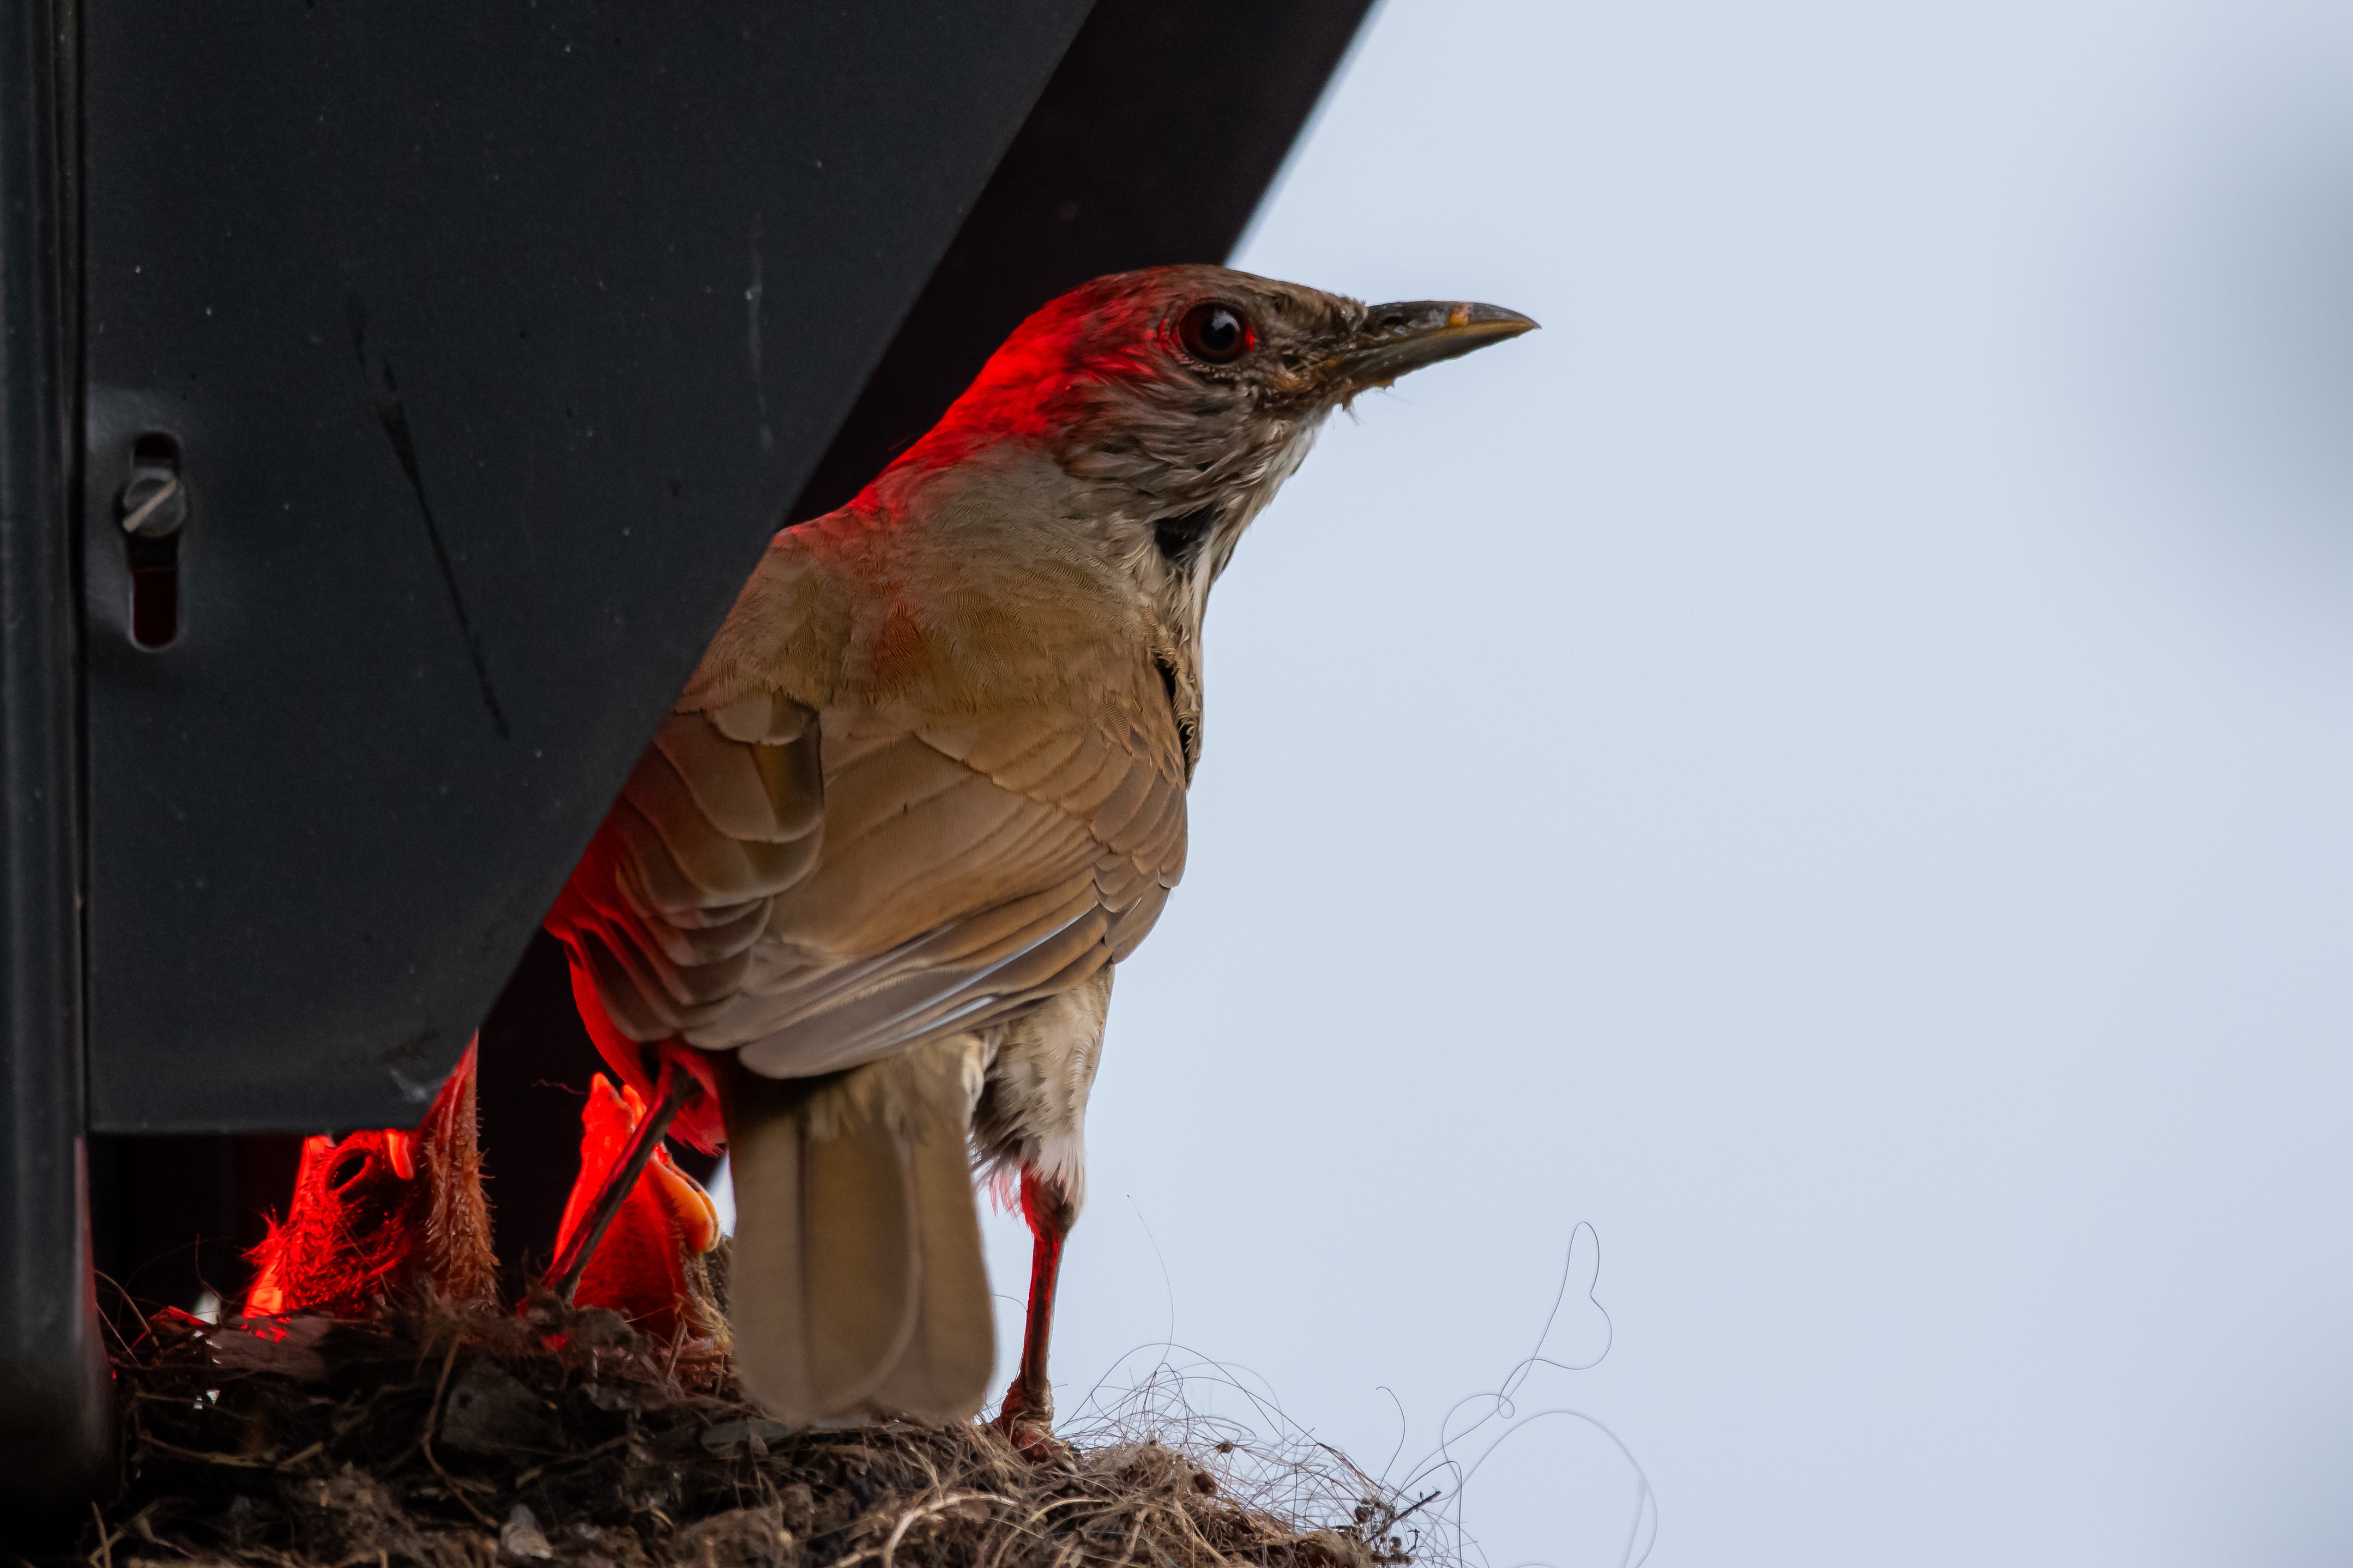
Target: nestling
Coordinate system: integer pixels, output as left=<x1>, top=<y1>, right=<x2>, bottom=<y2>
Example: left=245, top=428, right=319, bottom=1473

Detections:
left=544, top=264, right=1534, bottom=1441
left=245, top=1042, right=494, bottom=1319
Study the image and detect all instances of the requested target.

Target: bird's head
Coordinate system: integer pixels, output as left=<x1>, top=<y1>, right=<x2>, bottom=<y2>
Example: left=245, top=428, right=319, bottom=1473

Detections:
left=884, top=265, right=1536, bottom=586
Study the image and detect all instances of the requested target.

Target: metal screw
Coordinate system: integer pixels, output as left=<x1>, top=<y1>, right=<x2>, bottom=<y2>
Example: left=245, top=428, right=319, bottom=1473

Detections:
left=119, top=459, right=186, bottom=538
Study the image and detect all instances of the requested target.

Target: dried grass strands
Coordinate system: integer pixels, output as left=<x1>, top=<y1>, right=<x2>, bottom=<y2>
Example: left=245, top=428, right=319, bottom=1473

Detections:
left=81, top=1297, right=1436, bottom=1568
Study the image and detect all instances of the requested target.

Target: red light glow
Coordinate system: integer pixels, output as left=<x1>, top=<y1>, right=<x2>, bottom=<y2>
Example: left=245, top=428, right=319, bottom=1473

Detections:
left=552, top=1072, right=722, bottom=1346
left=243, top=1043, right=494, bottom=1319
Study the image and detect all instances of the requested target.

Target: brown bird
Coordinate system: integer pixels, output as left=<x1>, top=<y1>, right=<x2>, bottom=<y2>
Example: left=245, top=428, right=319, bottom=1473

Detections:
left=545, top=265, right=1533, bottom=1438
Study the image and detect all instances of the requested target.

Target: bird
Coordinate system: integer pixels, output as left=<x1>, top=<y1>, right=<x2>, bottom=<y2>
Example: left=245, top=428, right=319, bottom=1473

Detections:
left=542, top=264, right=1534, bottom=1438
left=245, top=1040, right=495, bottom=1320
left=551, top=1071, right=727, bottom=1351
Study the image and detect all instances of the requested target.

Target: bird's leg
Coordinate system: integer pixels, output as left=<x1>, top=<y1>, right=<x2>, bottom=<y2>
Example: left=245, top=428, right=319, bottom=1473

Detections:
left=993, top=1165, right=1077, bottom=1455
left=544, top=1054, right=693, bottom=1303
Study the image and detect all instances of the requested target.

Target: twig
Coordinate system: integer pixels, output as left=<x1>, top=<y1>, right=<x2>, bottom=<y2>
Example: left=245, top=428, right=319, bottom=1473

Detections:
left=418, top=1333, right=497, bottom=1528
left=1018, top=1494, right=1099, bottom=1532
left=88, top=1502, right=117, bottom=1568
left=877, top=1492, right=1006, bottom=1568
left=512, top=1432, right=633, bottom=1487
left=973, top=1509, right=1060, bottom=1568
left=546, top=1061, right=691, bottom=1301
left=87, top=1272, right=144, bottom=1362
left=1103, top=1510, right=1146, bottom=1568
left=134, top=1433, right=282, bottom=1469
left=1159, top=1495, right=1244, bottom=1568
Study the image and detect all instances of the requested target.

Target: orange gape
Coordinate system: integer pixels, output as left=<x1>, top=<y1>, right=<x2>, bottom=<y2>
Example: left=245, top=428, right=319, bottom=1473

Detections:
left=244, top=1043, right=496, bottom=1319
left=552, top=1073, right=725, bottom=1347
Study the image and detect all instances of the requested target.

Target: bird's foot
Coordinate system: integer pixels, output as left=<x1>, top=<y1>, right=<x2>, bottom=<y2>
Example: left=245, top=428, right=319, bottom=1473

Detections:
left=990, top=1379, right=1072, bottom=1466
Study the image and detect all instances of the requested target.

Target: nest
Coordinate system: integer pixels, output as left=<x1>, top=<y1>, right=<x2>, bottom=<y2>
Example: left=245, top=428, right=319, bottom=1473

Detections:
left=82, top=1290, right=1435, bottom=1568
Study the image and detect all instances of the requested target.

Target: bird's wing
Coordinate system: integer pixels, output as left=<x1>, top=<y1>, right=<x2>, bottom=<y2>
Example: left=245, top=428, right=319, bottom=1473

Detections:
left=547, top=690, right=828, bottom=1054
left=707, top=697, right=1182, bottom=1080
left=551, top=689, right=1184, bottom=1083
left=553, top=499, right=1187, bottom=1086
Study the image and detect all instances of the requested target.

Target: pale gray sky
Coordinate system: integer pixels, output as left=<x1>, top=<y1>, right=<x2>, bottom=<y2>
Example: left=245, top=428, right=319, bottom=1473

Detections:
left=970, top=2, right=2353, bottom=1563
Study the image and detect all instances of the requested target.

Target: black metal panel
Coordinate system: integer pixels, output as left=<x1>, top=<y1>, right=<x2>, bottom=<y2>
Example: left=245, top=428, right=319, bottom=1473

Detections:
left=81, top=1, right=1092, bottom=1133
left=0, top=0, right=113, bottom=1523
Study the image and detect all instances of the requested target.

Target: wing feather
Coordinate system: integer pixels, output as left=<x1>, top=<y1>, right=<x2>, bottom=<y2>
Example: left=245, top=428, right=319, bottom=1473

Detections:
left=554, top=585, right=1188, bottom=1093
left=548, top=703, right=825, bottom=1061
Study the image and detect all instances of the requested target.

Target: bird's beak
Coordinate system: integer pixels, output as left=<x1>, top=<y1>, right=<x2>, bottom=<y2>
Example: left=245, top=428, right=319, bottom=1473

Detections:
left=1328, top=300, right=1537, bottom=394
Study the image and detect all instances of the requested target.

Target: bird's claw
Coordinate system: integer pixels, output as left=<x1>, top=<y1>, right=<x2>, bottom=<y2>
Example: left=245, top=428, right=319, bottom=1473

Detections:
left=996, top=1418, right=1075, bottom=1468
left=990, top=1381, right=1072, bottom=1467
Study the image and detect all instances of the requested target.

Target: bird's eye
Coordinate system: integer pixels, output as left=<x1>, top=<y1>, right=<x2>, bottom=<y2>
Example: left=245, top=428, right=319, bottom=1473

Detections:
left=1176, top=301, right=1253, bottom=365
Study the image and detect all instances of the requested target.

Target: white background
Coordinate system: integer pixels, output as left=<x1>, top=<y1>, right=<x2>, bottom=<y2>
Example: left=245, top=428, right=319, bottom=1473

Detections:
left=960, top=1, right=2353, bottom=1563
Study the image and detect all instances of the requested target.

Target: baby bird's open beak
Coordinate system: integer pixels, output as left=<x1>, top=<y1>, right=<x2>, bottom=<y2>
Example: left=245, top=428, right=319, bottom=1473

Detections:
left=1326, top=299, right=1537, bottom=395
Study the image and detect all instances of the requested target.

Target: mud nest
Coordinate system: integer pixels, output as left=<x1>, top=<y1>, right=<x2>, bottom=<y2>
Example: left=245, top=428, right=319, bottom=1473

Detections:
left=79, top=1291, right=1434, bottom=1568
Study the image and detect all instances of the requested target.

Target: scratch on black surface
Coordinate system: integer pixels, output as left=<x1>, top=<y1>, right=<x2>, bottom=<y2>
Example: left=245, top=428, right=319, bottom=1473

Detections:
left=347, top=296, right=510, bottom=737
left=747, top=212, right=773, bottom=451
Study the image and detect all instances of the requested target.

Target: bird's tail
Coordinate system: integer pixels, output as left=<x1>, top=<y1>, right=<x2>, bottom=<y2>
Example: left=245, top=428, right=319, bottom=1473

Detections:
left=716, top=1040, right=993, bottom=1426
